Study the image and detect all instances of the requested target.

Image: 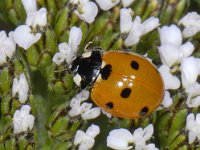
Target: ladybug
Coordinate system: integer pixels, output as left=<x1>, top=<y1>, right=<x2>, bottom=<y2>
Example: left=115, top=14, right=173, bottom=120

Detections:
left=71, top=50, right=164, bottom=119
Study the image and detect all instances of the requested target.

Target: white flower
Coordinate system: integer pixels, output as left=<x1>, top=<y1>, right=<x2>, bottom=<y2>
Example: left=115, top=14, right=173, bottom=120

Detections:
left=186, top=113, right=200, bottom=143
left=120, top=8, right=133, bottom=33
left=53, top=26, right=82, bottom=65
left=121, top=0, right=135, bottom=7
left=157, top=91, right=173, bottom=110
left=13, top=105, right=35, bottom=134
left=26, top=8, right=47, bottom=27
left=95, top=0, right=120, bottom=11
left=81, top=107, right=101, bottom=120
left=186, top=95, right=200, bottom=108
left=12, top=73, right=29, bottom=103
left=0, top=31, right=16, bottom=65
left=21, top=0, right=37, bottom=14
left=107, top=124, right=158, bottom=150
left=159, top=25, right=182, bottom=46
left=158, top=25, right=194, bottom=67
left=185, top=82, right=200, bottom=97
left=107, top=129, right=134, bottom=150
left=158, top=65, right=180, bottom=90
left=68, top=90, right=101, bottom=120
left=179, top=12, right=200, bottom=38
left=120, top=8, right=159, bottom=46
left=74, top=124, right=100, bottom=150
left=132, top=124, right=154, bottom=150
left=72, top=0, right=98, bottom=24
left=185, top=83, right=200, bottom=108
left=12, top=25, right=41, bottom=50
left=181, top=57, right=200, bottom=88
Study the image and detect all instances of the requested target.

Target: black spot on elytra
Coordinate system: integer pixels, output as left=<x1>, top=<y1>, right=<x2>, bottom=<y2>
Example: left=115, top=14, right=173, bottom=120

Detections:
left=131, top=61, right=139, bottom=70
left=121, top=88, right=132, bottom=98
left=101, top=64, right=112, bottom=80
left=139, top=107, right=149, bottom=116
left=105, top=102, right=113, bottom=109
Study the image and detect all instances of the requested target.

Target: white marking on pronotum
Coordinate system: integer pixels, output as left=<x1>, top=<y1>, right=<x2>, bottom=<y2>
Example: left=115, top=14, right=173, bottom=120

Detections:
left=82, top=51, right=92, bottom=58
left=73, top=74, right=82, bottom=86
left=101, top=61, right=106, bottom=68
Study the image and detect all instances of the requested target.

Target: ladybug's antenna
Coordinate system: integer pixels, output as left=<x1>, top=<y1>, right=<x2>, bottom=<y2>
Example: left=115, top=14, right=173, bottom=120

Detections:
left=84, top=39, right=95, bottom=52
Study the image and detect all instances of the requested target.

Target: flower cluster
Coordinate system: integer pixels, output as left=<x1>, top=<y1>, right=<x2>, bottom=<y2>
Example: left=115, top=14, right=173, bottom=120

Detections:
left=69, top=0, right=135, bottom=23
left=186, top=113, right=200, bottom=144
left=13, top=105, right=35, bottom=134
left=107, top=124, right=158, bottom=150
left=74, top=124, right=100, bottom=150
left=179, top=12, right=200, bottom=38
left=53, top=27, right=82, bottom=65
left=11, top=0, right=47, bottom=50
left=0, top=31, right=16, bottom=65
left=69, top=90, right=101, bottom=120
left=12, top=73, right=29, bottom=103
left=120, top=8, right=160, bottom=46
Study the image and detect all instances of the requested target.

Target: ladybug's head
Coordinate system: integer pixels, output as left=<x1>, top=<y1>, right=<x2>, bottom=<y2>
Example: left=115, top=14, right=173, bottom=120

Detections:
left=71, top=50, right=102, bottom=89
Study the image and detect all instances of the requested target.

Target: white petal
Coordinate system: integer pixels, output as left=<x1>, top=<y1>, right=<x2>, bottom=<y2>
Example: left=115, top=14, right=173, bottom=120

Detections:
left=12, top=73, right=29, bottom=103
left=160, top=91, right=173, bottom=108
left=132, top=128, right=146, bottom=146
left=86, top=124, right=100, bottom=138
left=107, top=129, right=133, bottom=150
left=79, top=136, right=95, bottom=150
left=143, top=124, right=154, bottom=141
left=68, top=26, right=82, bottom=51
left=158, top=25, right=182, bottom=46
left=75, top=2, right=98, bottom=24
left=102, top=109, right=112, bottom=118
left=121, top=0, right=135, bottom=7
left=120, top=8, right=133, bottom=33
left=186, top=96, right=200, bottom=108
left=13, top=25, right=41, bottom=50
left=74, top=130, right=86, bottom=145
left=185, top=82, right=200, bottom=97
left=68, top=105, right=83, bottom=117
left=95, top=0, right=120, bottom=11
left=81, top=107, right=101, bottom=120
left=52, top=52, right=67, bottom=65
left=125, top=16, right=143, bottom=46
left=142, top=17, right=160, bottom=35
left=81, top=102, right=92, bottom=112
left=0, top=32, right=16, bottom=58
left=179, top=12, right=200, bottom=27
left=26, top=8, right=47, bottom=27
left=58, top=42, right=71, bottom=54
left=179, top=42, right=194, bottom=59
left=181, top=57, right=199, bottom=88
left=196, top=113, right=200, bottom=125
left=107, top=136, right=133, bottom=150
left=18, top=74, right=29, bottom=103
left=21, top=0, right=37, bottom=14
left=0, top=51, right=7, bottom=65
left=12, top=79, right=19, bottom=97
left=158, top=43, right=180, bottom=67
left=13, top=105, right=34, bottom=134
left=188, top=131, right=196, bottom=144
left=0, top=31, right=7, bottom=39
left=76, top=90, right=90, bottom=102
left=182, top=26, right=200, bottom=38
left=159, top=65, right=180, bottom=90
left=186, top=113, right=195, bottom=130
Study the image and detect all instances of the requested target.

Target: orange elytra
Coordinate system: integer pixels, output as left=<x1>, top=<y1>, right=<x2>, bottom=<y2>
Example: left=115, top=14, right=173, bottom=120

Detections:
left=71, top=50, right=164, bottom=119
